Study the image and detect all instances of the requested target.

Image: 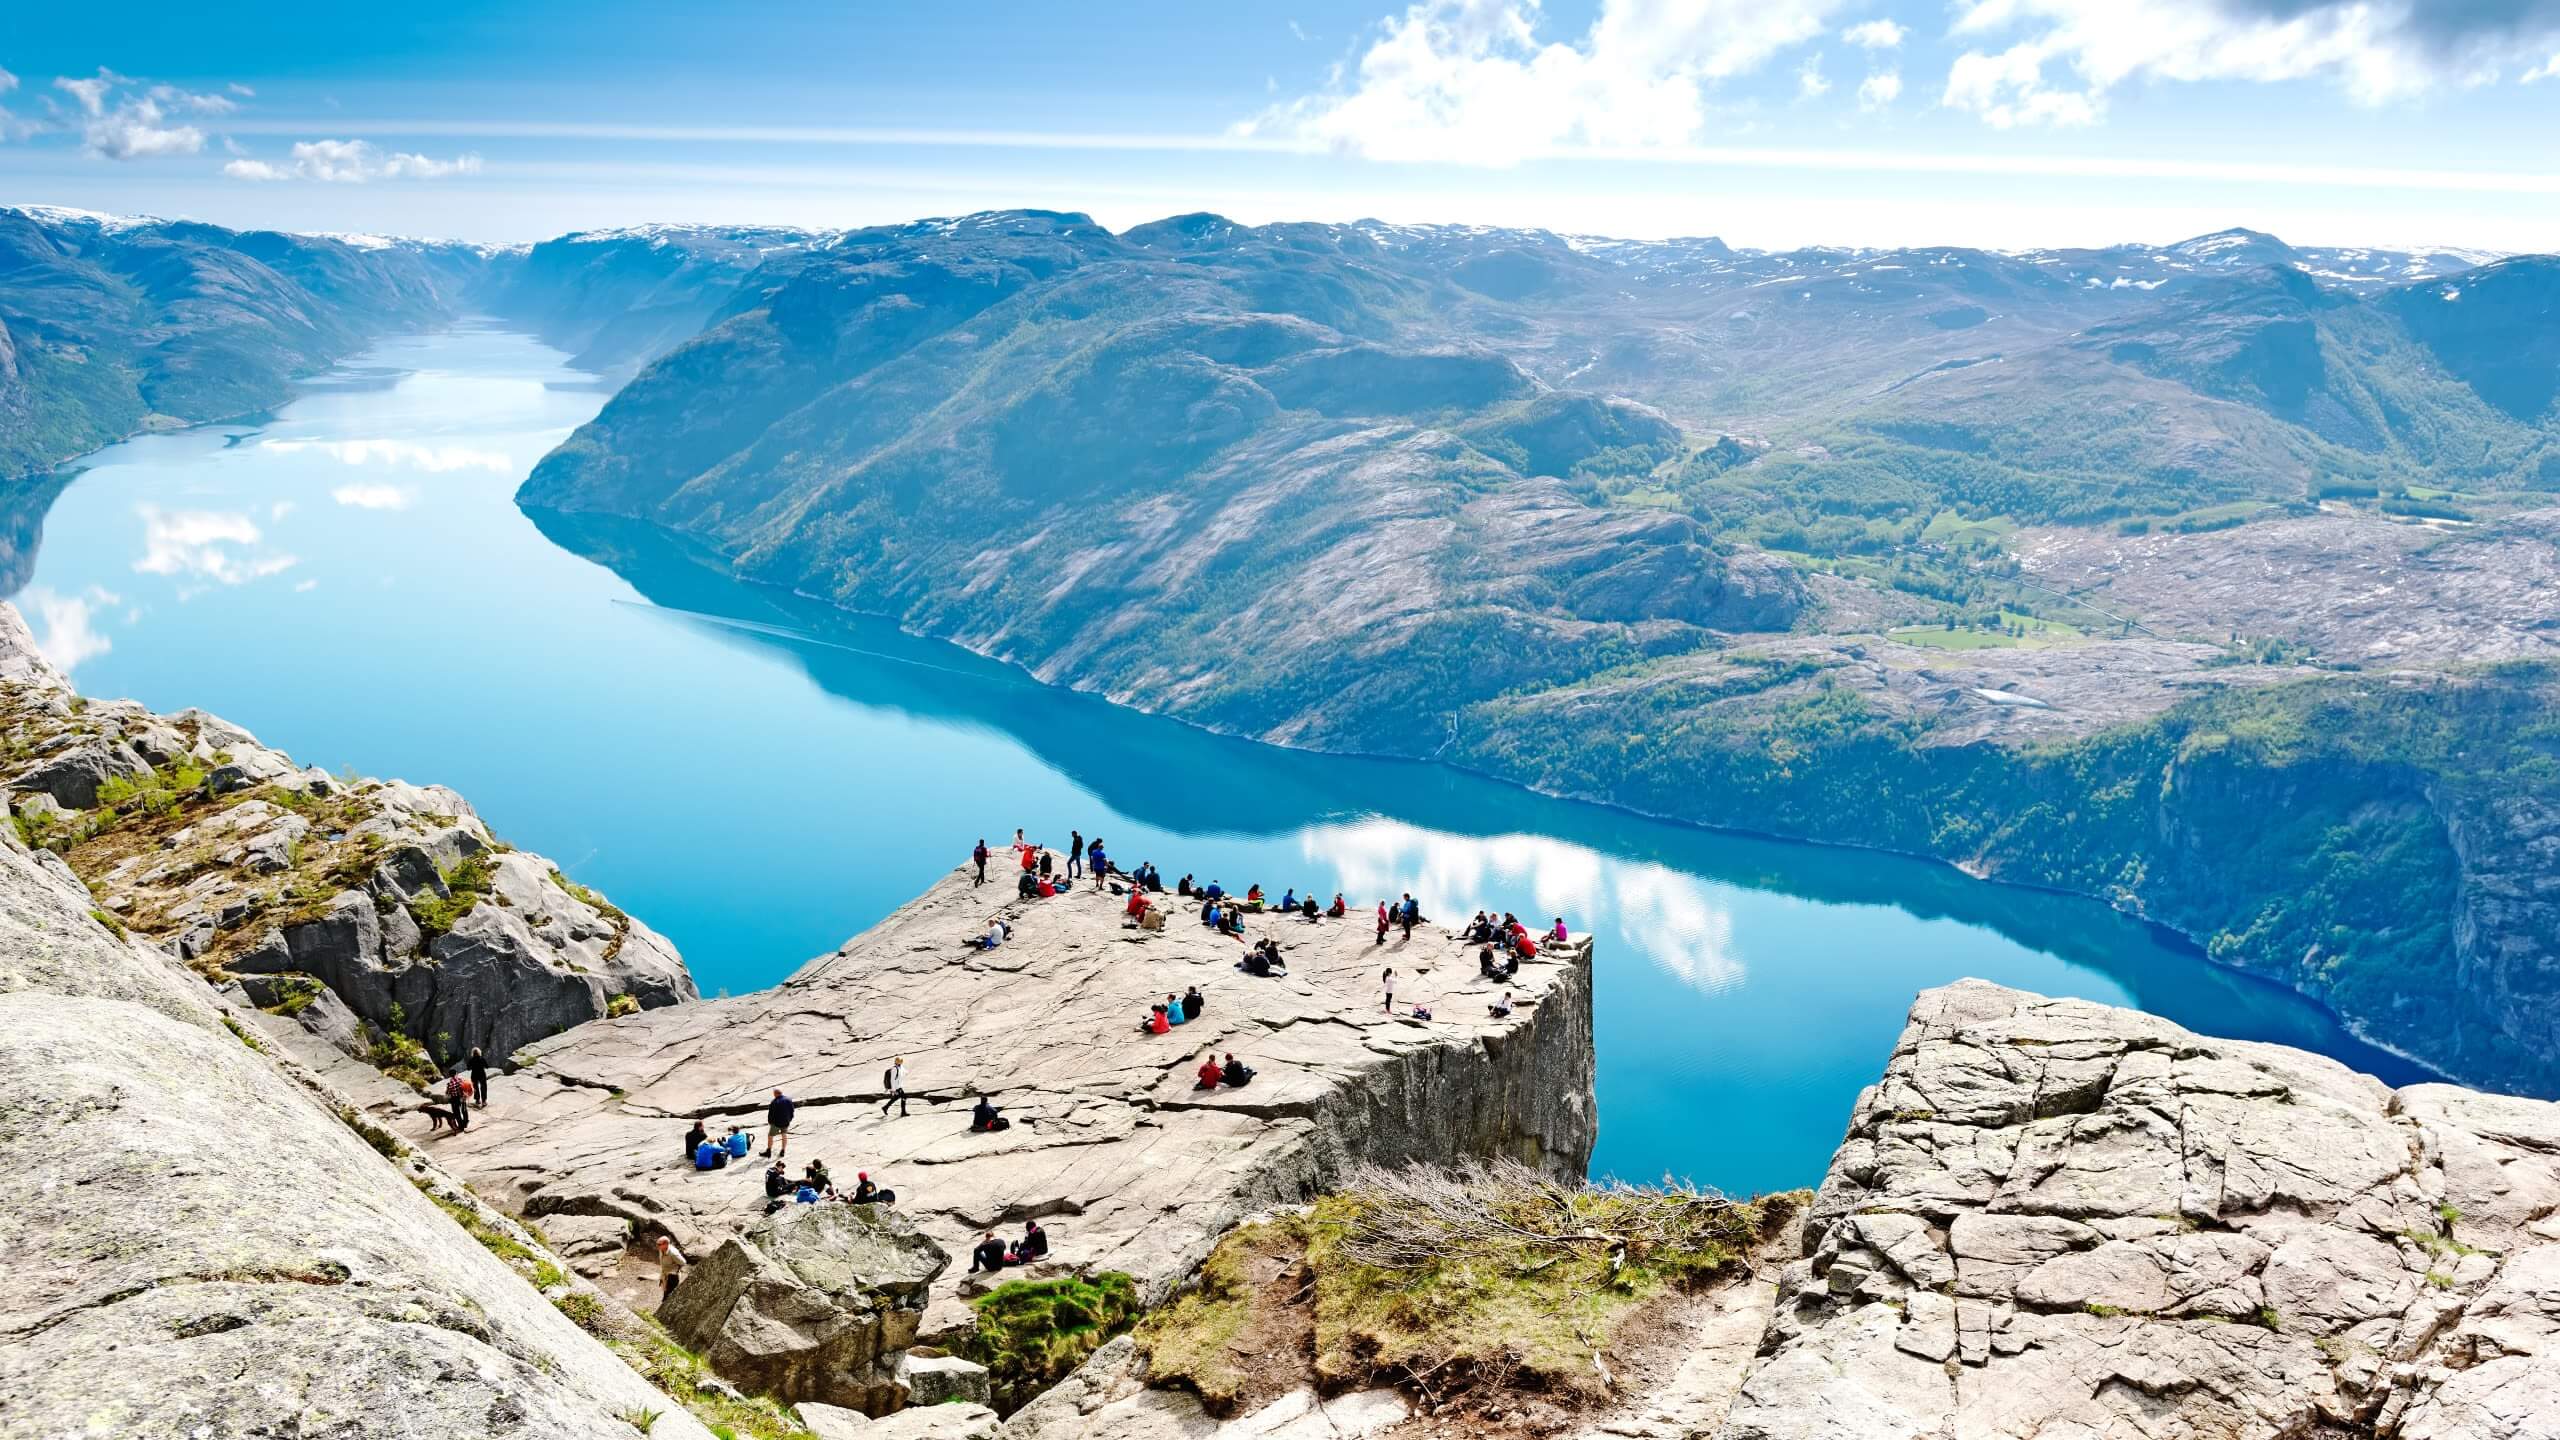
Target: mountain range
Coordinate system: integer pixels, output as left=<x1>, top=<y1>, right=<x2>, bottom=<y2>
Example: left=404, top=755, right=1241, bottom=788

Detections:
left=5, top=200, right=2559, bottom=1098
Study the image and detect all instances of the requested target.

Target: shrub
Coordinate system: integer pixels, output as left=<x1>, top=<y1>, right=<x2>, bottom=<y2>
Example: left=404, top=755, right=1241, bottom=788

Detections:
left=963, top=1273, right=1143, bottom=1414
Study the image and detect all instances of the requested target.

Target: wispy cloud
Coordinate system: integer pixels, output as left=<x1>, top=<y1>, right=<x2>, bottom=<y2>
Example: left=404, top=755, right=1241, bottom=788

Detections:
left=1798, top=54, right=1832, bottom=98
left=224, top=137, right=482, bottom=182
left=1247, top=0, right=1846, bottom=163
left=1944, top=0, right=2560, bottom=127
left=268, top=437, right=508, bottom=471
left=50, top=68, right=232, bottom=159
left=329, top=482, right=415, bottom=509
left=1842, top=18, right=1907, bottom=49
left=1859, top=69, right=1904, bottom=109
left=19, top=584, right=120, bottom=672
left=133, top=505, right=297, bottom=586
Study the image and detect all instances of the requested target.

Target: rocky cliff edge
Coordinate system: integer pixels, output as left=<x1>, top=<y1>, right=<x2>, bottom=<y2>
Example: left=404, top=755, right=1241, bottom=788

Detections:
left=434, top=865, right=1597, bottom=1341
left=1722, top=980, right=2560, bottom=1440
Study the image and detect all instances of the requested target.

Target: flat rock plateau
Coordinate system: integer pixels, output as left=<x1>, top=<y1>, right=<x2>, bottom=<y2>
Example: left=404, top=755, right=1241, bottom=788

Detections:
left=436, top=866, right=1597, bottom=1340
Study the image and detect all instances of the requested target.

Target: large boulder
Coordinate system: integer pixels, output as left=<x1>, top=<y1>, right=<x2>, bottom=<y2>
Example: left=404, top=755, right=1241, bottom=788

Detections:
left=8, top=736, right=152, bottom=810
left=660, top=1203, right=951, bottom=1414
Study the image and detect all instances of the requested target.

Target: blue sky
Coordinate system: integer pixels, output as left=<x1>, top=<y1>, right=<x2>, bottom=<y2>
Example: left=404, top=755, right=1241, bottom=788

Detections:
left=4, top=0, right=2559, bottom=250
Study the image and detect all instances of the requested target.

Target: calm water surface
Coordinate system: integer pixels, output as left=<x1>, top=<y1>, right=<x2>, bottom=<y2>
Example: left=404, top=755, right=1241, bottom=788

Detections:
left=4, top=325, right=2433, bottom=1193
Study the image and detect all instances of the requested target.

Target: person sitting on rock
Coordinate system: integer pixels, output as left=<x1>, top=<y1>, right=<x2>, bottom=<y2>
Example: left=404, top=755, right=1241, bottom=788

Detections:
left=1140, top=1003, right=1171, bottom=1036
left=1299, top=896, right=1319, bottom=920
left=1479, top=944, right=1500, bottom=978
left=1550, top=916, right=1569, bottom=945
left=851, top=1171, right=897, bottom=1205
left=1142, top=863, right=1165, bottom=892
left=1277, top=888, right=1296, bottom=914
left=1328, top=893, right=1346, bottom=918
left=1240, top=947, right=1271, bottom=978
left=1178, top=874, right=1196, bottom=897
left=1203, top=880, right=1225, bottom=902
left=974, top=917, right=1008, bottom=951
left=1125, top=887, right=1152, bottom=923
left=1409, top=1003, right=1433, bottom=1021
left=1181, top=985, right=1204, bottom=1021
left=1196, top=1054, right=1224, bottom=1089
left=1220, top=1054, right=1255, bottom=1087
left=684, top=1119, right=709, bottom=1164
left=1220, top=907, right=1246, bottom=938
left=1039, top=849, right=1054, bottom=880
left=971, top=1096, right=1010, bottom=1132
left=724, top=1125, right=753, bottom=1160
left=1017, top=871, right=1040, bottom=901
left=1490, top=992, right=1516, bottom=1019
left=1201, top=899, right=1222, bottom=929
left=693, top=1135, right=729, bottom=1170
left=969, top=1231, right=1009, bottom=1274
left=764, top=1160, right=792, bottom=1199
left=803, top=1159, right=832, bottom=1194
left=1017, top=1220, right=1049, bottom=1262
left=1244, top=884, right=1264, bottom=909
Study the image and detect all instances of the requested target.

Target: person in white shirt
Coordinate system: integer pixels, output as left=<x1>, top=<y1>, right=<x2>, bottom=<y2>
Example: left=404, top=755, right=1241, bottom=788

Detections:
left=656, top=1234, right=687, bottom=1304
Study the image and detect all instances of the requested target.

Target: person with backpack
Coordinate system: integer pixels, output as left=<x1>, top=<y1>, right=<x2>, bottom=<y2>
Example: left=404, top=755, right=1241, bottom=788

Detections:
left=765, top=1089, right=796, bottom=1159
left=881, top=1056, right=908, bottom=1117
left=851, top=1171, right=897, bottom=1204
left=972, top=839, right=990, bottom=886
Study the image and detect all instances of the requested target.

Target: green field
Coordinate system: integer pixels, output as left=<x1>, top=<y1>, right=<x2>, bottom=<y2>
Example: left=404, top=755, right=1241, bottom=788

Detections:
left=1887, top=609, right=2084, bottom=650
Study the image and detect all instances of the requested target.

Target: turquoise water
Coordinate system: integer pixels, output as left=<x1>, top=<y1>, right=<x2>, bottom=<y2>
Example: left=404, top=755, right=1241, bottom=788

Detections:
left=4, top=324, right=2433, bottom=1194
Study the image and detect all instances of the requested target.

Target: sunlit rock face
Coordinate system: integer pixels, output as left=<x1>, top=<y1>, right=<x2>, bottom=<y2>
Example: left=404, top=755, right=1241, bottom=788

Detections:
left=434, top=861, right=1597, bottom=1339
left=1721, top=981, right=2560, bottom=1440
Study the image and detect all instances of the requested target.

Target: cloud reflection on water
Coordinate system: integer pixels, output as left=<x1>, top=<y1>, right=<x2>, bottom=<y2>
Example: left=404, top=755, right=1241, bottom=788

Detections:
left=132, top=505, right=296, bottom=589
left=1301, top=817, right=1745, bottom=994
left=262, top=437, right=510, bottom=472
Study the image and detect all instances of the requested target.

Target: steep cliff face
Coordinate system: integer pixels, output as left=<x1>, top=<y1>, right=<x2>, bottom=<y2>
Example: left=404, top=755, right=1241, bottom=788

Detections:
left=1724, top=981, right=2560, bottom=1440
left=428, top=865, right=1595, bottom=1347
left=0, top=785, right=715, bottom=1440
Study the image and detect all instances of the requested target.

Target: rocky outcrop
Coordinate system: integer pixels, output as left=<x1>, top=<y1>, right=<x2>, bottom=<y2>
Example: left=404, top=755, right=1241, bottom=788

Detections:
left=659, top=1204, right=951, bottom=1413
left=1720, top=981, right=2560, bottom=1440
left=0, top=778, right=714, bottom=1439
left=434, top=865, right=1595, bottom=1342
left=0, top=602, right=696, bottom=1074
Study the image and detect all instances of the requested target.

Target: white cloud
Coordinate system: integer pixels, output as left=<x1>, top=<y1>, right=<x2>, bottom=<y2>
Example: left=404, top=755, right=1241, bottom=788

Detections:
left=269, top=437, right=507, bottom=472
left=1250, top=0, right=1847, bottom=163
left=1944, top=0, right=2560, bottom=127
left=224, top=137, right=483, bottom=182
left=1799, top=54, right=1832, bottom=97
left=2529, top=52, right=2560, bottom=80
left=19, top=584, right=119, bottom=673
left=53, top=68, right=210, bottom=159
left=329, top=482, right=415, bottom=509
left=1842, top=18, right=1907, bottom=48
left=1859, top=68, right=1904, bottom=107
left=132, top=505, right=297, bottom=585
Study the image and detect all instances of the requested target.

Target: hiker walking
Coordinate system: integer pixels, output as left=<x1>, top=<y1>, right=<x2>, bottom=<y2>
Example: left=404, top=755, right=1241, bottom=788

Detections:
left=1382, top=966, right=1396, bottom=1014
left=881, top=1055, right=909, bottom=1118
left=468, top=1046, right=490, bottom=1109
left=1069, top=830, right=1085, bottom=880
left=973, top=839, right=989, bottom=886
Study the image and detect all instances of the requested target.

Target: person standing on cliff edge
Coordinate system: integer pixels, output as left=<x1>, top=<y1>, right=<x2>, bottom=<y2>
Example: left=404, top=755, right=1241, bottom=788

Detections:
left=765, top=1088, right=796, bottom=1159
left=1069, top=830, right=1085, bottom=881
left=468, top=1046, right=489, bottom=1109
left=973, top=839, right=989, bottom=886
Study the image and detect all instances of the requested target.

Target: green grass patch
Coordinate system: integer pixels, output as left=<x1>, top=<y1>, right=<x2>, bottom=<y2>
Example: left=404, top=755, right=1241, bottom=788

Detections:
left=409, top=850, right=497, bottom=940
left=964, top=1273, right=1144, bottom=1415
left=1142, top=1162, right=1801, bottom=1415
left=1888, top=609, right=2084, bottom=651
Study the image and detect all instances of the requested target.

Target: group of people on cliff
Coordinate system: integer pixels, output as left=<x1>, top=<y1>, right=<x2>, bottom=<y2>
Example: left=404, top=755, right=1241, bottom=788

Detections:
left=971, top=830, right=1163, bottom=900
